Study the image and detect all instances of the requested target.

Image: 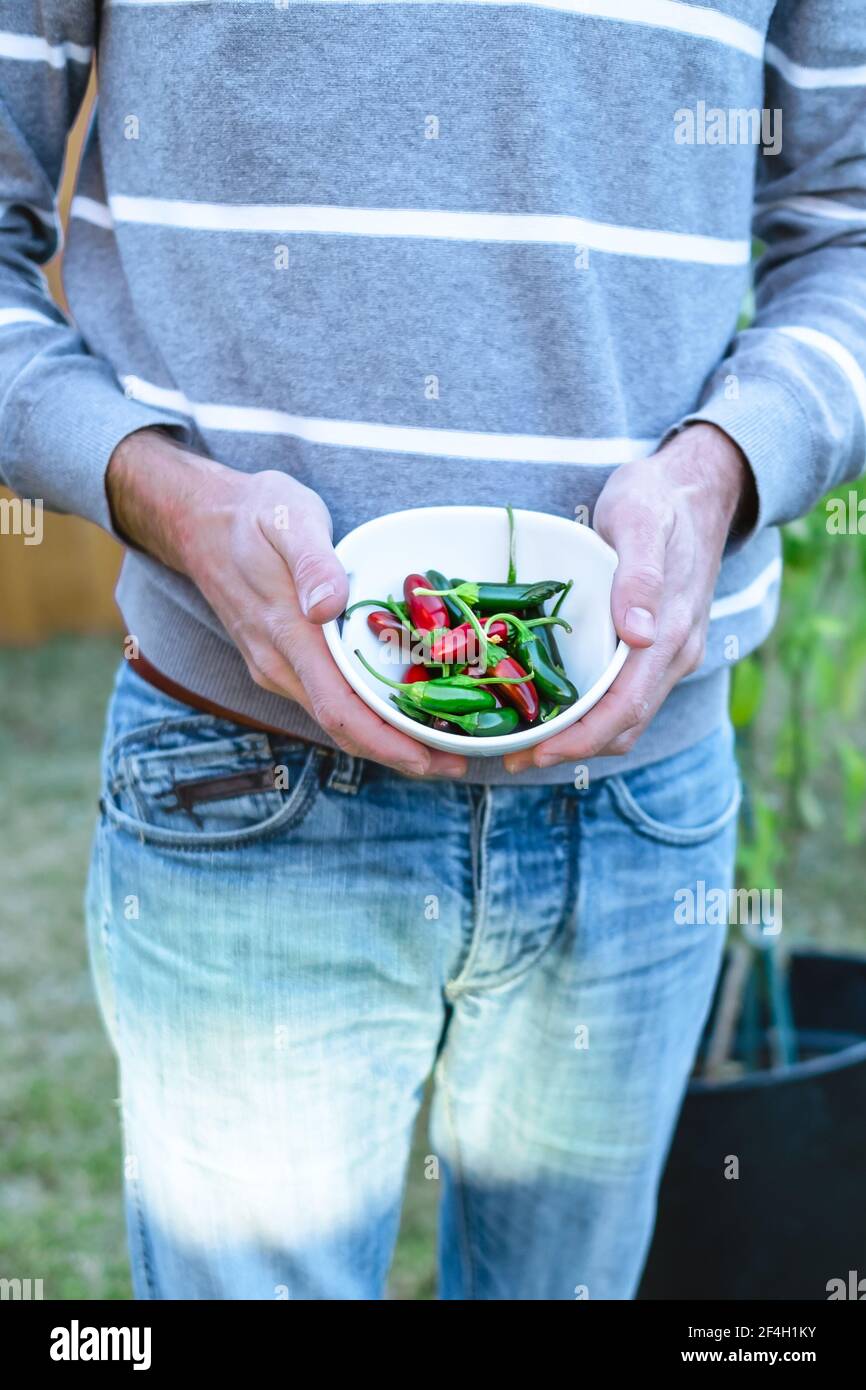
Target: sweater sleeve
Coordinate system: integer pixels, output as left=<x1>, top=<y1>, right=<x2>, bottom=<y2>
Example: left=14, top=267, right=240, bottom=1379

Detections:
left=0, top=4, right=191, bottom=533
left=670, top=0, right=866, bottom=537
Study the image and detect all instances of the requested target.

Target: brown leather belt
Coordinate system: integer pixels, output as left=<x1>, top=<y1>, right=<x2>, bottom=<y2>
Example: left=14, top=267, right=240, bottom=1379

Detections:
left=129, top=650, right=309, bottom=742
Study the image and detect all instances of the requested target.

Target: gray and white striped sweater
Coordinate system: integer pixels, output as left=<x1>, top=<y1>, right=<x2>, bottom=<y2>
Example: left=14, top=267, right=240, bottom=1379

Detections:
left=1, top=1, right=865, bottom=782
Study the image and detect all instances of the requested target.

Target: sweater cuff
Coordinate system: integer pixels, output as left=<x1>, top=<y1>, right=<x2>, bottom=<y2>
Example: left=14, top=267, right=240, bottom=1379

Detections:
left=7, top=365, right=193, bottom=536
left=664, top=374, right=816, bottom=551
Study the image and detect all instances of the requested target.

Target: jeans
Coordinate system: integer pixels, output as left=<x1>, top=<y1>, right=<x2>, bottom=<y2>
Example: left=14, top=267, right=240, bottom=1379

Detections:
left=85, top=660, right=741, bottom=1300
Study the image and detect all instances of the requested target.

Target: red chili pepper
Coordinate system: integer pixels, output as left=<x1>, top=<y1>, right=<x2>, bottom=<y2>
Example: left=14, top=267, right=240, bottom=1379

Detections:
left=367, top=610, right=406, bottom=640
left=428, top=618, right=508, bottom=665
left=404, top=573, right=450, bottom=632
left=487, top=656, right=539, bottom=723
left=404, top=663, right=431, bottom=683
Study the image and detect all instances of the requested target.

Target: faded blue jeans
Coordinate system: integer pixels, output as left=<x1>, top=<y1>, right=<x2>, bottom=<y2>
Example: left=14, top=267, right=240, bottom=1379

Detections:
left=86, top=661, right=740, bottom=1300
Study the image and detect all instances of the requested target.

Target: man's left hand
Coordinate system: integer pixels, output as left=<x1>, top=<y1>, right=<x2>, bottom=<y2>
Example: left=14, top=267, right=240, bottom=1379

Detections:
left=504, top=423, right=755, bottom=774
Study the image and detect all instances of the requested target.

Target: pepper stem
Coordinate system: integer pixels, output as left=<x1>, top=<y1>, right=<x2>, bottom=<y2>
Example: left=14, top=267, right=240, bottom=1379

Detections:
left=481, top=610, right=533, bottom=643
left=353, top=649, right=420, bottom=696
left=506, top=504, right=517, bottom=584
left=345, top=596, right=408, bottom=623
left=551, top=578, right=573, bottom=619
left=524, top=615, right=573, bottom=634
left=413, top=581, right=479, bottom=604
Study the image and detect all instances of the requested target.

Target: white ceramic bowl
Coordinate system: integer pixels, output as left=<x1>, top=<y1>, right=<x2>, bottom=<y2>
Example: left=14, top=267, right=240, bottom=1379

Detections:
left=324, top=506, right=628, bottom=757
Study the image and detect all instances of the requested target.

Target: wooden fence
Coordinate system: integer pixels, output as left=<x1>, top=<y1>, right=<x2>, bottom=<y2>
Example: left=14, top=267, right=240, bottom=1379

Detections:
left=0, top=70, right=125, bottom=644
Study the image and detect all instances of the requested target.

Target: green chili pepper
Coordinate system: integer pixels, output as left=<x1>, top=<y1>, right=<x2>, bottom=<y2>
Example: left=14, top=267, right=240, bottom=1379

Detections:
left=419, top=579, right=567, bottom=613
left=390, top=695, right=433, bottom=725
left=355, top=647, right=533, bottom=705
left=506, top=505, right=517, bottom=585
left=540, top=703, right=562, bottom=723
left=355, top=650, right=497, bottom=713
left=433, top=707, right=520, bottom=737
left=425, top=570, right=463, bottom=625
left=530, top=580, right=575, bottom=674
left=524, top=608, right=570, bottom=674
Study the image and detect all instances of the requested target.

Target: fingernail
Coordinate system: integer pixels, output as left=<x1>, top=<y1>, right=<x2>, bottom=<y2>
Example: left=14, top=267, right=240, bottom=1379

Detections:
left=398, top=760, right=428, bottom=778
left=534, top=754, right=558, bottom=768
left=504, top=757, right=525, bottom=774
left=302, top=581, right=336, bottom=616
left=438, top=760, right=466, bottom=779
left=625, top=606, right=656, bottom=640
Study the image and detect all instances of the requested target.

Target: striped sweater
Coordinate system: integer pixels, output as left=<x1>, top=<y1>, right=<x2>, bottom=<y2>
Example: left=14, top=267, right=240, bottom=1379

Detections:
left=1, top=0, right=865, bottom=783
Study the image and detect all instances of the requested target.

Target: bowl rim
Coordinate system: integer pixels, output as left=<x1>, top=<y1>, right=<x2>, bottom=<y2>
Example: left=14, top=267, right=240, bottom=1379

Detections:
left=323, top=505, right=628, bottom=756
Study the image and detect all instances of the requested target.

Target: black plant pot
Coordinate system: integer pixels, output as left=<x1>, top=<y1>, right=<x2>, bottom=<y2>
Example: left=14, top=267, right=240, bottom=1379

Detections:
left=639, top=950, right=866, bottom=1301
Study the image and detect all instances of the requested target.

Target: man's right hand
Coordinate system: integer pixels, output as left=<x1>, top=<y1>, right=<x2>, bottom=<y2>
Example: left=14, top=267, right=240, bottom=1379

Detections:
left=106, top=428, right=467, bottom=779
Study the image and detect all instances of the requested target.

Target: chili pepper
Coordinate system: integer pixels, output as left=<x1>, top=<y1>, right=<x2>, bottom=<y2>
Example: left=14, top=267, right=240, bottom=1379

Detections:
left=404, top=572, right=450, bottom=632
left=485, top=655, right=539, bottom=723
left=523, top=620, right=576, bottom=703
left=418, top=579, right=567, bottom=613
left=524, top=605, right=565, bottom=673
left=540, top=580, right=573, bottom=673
left=404, top=663, right=431, bottom=683
left=518, top=637, right=577, bottom=706
left=431, top=707, right=520, bottom=737
left=540, top=702, right=562, bottom=723
left=425, top=570, right=464, bottom=625
left=391, top=695, right=432, bottom=725
left=355, top=650, right=496, bottom=713
left=485, top=611, right=578, bottom=706
left=427, top=618, right=508, bottom=666
left=365, top=608, right=426, bottom=669
left=414, top=585, right=492, bottom=668
left=367, top=609, right=409, bottom=640
left=506, top=505, right=517, bottom=584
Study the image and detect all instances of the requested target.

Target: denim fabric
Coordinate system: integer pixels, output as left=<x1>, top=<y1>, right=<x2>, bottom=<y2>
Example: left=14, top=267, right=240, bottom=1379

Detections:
left=86, top=659, right=740, bottom=1300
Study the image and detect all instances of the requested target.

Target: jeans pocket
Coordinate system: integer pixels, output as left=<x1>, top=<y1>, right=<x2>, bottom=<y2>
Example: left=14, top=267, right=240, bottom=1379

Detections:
left=605, top=726, right=742, bottom=847
left=102, top=714, right=323, bottom=848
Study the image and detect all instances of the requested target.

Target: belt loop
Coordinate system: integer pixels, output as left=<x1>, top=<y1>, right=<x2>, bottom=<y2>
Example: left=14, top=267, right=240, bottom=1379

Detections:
left=326, top=750, right=363, bottom=795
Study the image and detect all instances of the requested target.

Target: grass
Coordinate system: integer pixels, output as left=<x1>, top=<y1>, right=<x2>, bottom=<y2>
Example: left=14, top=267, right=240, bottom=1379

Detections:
left=1, top=636, right=863, bottom=1300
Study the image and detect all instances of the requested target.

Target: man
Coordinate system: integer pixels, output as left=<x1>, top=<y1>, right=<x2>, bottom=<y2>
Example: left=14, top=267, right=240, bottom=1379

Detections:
left=1, top=1, right=863, bottom=1299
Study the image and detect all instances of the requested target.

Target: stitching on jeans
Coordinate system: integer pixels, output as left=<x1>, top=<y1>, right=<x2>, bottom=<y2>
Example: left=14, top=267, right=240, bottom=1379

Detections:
left=435, top=1055, right=477, bottom=1300
left=127, top=1148, right=159, bottom=1299
left=95, top=812, right=158, bottom=1296
left=445, top=787, right=491, bottom=997
left=326, top=751, right=363, bottom=795
left=447, top=789, right=579, bottom=999
left=102, top=747, right=326, bottom=851
left=605, top=775, right=741, bottom=847
left=444, top=810, right=579, bottom=999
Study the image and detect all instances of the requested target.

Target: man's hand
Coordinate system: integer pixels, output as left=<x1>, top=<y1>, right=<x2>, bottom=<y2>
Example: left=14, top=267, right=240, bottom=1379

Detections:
left=504, top=423, right=756, bottom=774
left=107, top=429, right=468, bottom=779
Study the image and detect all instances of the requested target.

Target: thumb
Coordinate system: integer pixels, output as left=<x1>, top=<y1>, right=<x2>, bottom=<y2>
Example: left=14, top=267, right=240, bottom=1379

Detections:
left=267, top=486, right=349, bottom=623
left=601, top=509, right=666, bottom=648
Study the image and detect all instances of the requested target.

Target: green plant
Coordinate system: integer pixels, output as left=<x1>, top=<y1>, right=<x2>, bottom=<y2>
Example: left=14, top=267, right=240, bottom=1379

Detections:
left=707, top=478, right=866, bottom=1078
left=733, top=478, right=866, bottom=883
